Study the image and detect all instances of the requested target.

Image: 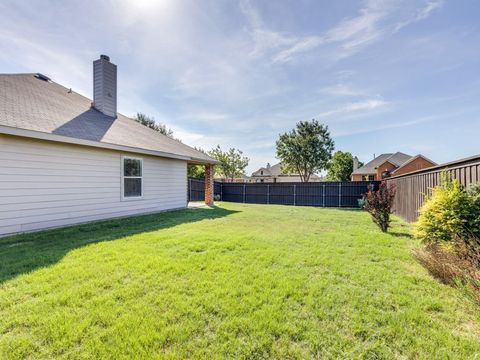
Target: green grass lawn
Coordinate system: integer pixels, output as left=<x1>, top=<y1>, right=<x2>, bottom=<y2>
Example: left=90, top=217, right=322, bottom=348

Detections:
left=0, top=203, right=479, bottom=359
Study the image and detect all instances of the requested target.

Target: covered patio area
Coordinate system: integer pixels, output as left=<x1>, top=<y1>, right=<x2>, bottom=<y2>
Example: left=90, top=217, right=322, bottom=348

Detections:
left=187, top=162, right=216, bottom=205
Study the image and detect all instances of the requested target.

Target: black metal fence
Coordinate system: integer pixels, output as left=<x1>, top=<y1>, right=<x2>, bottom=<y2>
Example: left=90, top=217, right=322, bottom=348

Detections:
left=188, top=178, right=221, bottom=202
left=188, top=178, right=378, bottom=208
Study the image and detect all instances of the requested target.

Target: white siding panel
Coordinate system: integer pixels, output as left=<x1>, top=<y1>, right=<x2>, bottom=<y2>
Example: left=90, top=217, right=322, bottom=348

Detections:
left=0, top=224, right=22, bottom=235
left=0, top=187, right=119, bottom=197
left=0, top=135, right=188, bottom=235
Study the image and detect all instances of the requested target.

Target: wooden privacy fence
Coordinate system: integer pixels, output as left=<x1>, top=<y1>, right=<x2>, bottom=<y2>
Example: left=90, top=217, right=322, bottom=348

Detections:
left=386, top=155, right=480, bottom=222
left=188, top=179, right=378, bottom=208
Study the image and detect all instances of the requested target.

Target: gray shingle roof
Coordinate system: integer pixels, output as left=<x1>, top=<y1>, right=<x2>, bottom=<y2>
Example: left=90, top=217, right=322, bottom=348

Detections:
left=252, top=162, right=321, bottom=178
left=0, top=74, right=216, bottom=163
left=252, top=163, right=284, bottom=176
left=352, top=152, right=412, bottom=174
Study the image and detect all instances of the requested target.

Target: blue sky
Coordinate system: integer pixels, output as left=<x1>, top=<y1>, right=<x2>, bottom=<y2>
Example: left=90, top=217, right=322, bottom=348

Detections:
left=1, top=0, right=479, bottom=173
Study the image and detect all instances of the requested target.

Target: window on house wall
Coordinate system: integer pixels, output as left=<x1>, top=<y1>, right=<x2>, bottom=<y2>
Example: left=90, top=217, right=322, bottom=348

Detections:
left=363, top=175, right=375, bottom=181
left=122, top=157, right=143, bottom=199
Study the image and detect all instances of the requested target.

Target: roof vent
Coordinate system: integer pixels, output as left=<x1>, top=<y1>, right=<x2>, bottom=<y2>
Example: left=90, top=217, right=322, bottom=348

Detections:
left=35, top=73, right=51, bottom=82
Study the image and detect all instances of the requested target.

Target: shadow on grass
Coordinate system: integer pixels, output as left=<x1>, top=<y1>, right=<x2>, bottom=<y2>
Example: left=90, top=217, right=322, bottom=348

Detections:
left=0, top=206, right=238, bottom=284
left=388, top=231, right=413, bottom=239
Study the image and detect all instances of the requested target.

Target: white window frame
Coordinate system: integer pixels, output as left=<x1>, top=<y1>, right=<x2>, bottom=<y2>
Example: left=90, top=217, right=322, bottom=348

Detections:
left=121, top=156, right=144, bottom=201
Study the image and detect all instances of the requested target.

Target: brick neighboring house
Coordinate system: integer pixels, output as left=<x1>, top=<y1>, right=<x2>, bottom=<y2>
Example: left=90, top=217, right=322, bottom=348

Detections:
left=251, top=163, right=324, bottom=183
left=351, top=152, right=436, bottom=181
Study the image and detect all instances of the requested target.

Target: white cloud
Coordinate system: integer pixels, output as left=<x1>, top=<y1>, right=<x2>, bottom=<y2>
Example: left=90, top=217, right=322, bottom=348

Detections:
left=272, top=36, right=324, bottom=63
left=324, top=0, right=392, bottom=49
left=416, top=0, right=444, bottom=21
left=319, top=84, right=364, bottom=97
left=240, top=0, right=323, bottom=63
left=171, top=128, right=205, bottom=144
left=240, top=0, right=444, bottom=65
left=335, top=115, right=435, bottom=136
left=179, top=112, right=232, bottom=127
left=319, top=99, right=388, bottom=118
left=0, top=27, right=92, bottom=96
left=394, top=0, right=444, bottom=32
left=334, top=106, right=474, bottom=137
left=344, top=99, right=388, bottom=111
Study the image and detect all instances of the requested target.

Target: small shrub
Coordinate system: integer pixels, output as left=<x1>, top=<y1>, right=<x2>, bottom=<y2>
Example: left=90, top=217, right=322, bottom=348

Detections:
left=466, top=182, right=480, bottom=198
left=414, top=241, right=480, bottom=305
left=414, top=243, right=470, bottom=285
left=456, top=235, right=480, bottom=269
left=413, top=174, right=480, bottom=305
left=363, top=181, right=396, bottom=232
left=413, top=173, right=480, bottom=243
left=466, top=183, right=480, bottom=234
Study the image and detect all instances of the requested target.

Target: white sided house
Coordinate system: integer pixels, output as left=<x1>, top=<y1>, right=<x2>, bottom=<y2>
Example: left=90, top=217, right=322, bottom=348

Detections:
left=0, top=55, right=218, bottom=236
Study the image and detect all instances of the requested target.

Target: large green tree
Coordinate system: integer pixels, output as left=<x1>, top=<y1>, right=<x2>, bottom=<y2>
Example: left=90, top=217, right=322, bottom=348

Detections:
left=276, top=119, right=334, bottom=182
left=327, top=151, right=363, bottom=181
left=187, top=147, right=207, bottom=178
left=187, top=165, right=206, bottom=179
left=208, top=145, right=249, bottom=181
left=134, top=113, right=174, bottom=138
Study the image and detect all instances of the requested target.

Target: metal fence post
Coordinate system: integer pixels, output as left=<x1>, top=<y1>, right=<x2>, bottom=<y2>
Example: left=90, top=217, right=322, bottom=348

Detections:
left=267, top=184, right=270, bottom=204
left=339, top=183, right=342, bottom=208
left=293, top=184, right=296, bottom=206
left=323, top=184, right=325, bottom=207
left=188, top=178, right=192, bottom=202
left=220, top=182, right=223, bottom=201
left=243, top=184, right=246, bottom=203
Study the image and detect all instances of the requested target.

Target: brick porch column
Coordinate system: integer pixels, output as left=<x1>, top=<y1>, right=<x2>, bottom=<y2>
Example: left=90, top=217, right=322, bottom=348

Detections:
left=204, top=164, right=214, bottom=205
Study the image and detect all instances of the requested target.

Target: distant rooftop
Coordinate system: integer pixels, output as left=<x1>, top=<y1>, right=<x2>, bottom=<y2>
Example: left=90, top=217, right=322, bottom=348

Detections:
left=352, top=152, right=413, bottom=175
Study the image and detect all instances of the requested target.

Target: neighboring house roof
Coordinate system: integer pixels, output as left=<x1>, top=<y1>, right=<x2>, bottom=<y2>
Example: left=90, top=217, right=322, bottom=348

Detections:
left=0, top=74, right=217, bottom=164
left=388, top=154, right=479, bottom=179
left=390, top=154, right=437, bottom=174
left=252, top=163, right=283, bottom=177
left=252, top=163, right=321, bottom=178
left=352, top=152, right=413, bottom=175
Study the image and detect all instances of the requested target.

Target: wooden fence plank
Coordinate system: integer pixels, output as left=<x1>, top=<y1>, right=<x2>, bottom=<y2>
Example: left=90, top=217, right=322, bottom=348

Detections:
left=387, top=156, right=480, bottom=222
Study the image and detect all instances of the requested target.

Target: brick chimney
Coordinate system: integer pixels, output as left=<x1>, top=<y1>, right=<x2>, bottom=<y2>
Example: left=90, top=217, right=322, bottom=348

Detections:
left=93, top=55, right=117, bottom=117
